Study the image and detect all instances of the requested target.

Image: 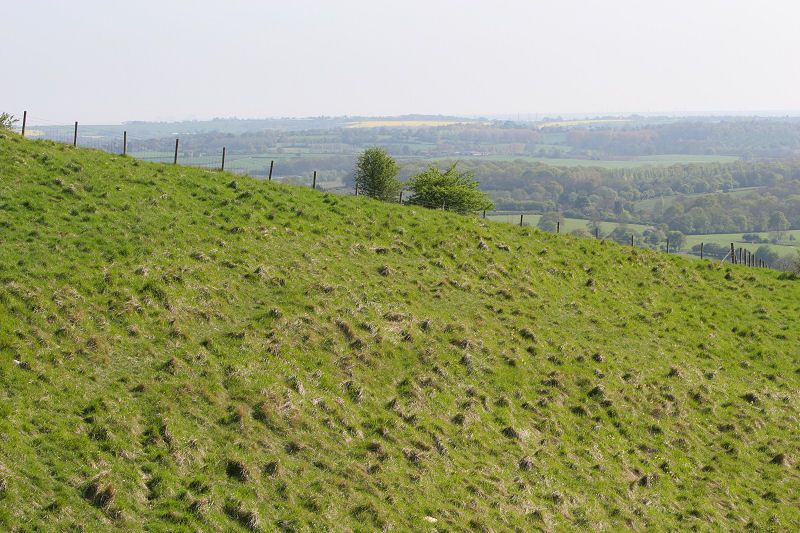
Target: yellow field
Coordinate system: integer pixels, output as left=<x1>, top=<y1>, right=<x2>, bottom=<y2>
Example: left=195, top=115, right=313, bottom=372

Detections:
left=538, top=118, right=632, bottom=128
left=345, top=120, right=464, bottom=128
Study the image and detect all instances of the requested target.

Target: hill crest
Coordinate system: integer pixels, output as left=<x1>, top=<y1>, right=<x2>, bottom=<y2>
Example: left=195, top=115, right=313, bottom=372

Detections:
left=0, top=134, right=798, bottom=531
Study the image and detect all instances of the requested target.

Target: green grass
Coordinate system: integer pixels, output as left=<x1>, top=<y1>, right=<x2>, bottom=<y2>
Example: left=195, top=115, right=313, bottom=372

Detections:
left=1, top=133, right=799, bottom=531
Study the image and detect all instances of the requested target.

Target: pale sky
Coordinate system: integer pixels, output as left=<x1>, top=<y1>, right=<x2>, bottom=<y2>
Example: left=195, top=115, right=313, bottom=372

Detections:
left=4, top=0, right=800, bottom=123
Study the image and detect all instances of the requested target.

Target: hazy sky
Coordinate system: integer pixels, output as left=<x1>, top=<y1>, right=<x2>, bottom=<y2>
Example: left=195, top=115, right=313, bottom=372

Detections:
left=4, top=0, right=800, bottom=123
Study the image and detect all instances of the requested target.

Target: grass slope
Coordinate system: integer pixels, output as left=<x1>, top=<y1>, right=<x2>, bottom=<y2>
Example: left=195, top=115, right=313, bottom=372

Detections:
left=1, top=134, right=799, bottom=532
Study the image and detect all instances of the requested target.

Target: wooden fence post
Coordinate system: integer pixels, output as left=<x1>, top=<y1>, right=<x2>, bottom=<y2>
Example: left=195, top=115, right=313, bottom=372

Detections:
left=519, top=214, right=523, bottom=227
left=482, top=210, right=486, bottom=219
left=556, top=221, right=560, bottom=234
left=666, top=238, right=669, bottom=254
left=312, top=171, right=317, bottom=189
left=700, top=242, right=704, bottom=260
left=21, top=111, right=27, bottom=137
left=595, top=227, right=599, bottom=239
left=173, top=139, right=179, bottom=165
left=399, top=190, right=403, bottom=204
left=221, top=147, right=226, bottom=171
left=730, top=243, right=736, bottom=264
left=630, top=234, right=634, bottom=247
left=123, top=131, right=127, bottom=155
left=268, top=160, right=274, bottom=181
left=354, top=183, right=358, bottom=196
left=73, top=121, right=78, bottom=147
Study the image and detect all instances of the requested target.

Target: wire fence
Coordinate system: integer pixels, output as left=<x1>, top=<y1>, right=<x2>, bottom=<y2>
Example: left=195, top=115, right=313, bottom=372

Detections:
left=9, top=111, right=777, bottom=270
left=11, top=112, right=312, bottom=182
left=10, top=112, right=464, bottom=197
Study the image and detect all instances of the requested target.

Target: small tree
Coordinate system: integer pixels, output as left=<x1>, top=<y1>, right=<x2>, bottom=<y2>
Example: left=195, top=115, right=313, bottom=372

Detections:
left=755, top=245, right=779, bottom=267
left=406, top=163, right=493, bottom=214
left=0, top=113, right=19, bottom=131
left=769, top=211, right=790, bottom=242
left=608, top=224, right=640, bottom=245
left=667, top=231, right=686, bottom=252
left=570, top=228, right=592, bottom=238
left=354, top=147, right=401, bottom=202
left=587, top=219, right=603, bottom=238
left=537, top=211, right=563, bottom=232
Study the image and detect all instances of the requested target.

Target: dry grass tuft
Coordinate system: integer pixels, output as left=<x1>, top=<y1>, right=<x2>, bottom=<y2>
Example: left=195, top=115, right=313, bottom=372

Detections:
left=263, top=460, right=280, bottom=476
left=770, top=453, right=789, bottom=466
left=223, top=498, right=261, bottom=532
left=82, top=475, right=115, bottom=508
left=226, top=460, right=250, bottom=482
left=189, top=497, right=212, bottom=516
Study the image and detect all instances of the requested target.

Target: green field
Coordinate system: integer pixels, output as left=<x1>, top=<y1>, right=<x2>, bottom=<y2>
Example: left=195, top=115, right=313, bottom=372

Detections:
left=127, top=152, right=346, bottom=187
left=488, top=213, right=650, bottom=234
left=346, top=120, right=467, bottom=128
left=1, top=134, right=799, bottom=531
left=684, top=231, right=800, bottom=257
left=538, top=118, right=633, bottom=128
left=135, top=150, right=738, bottom=173
left=635, top=186, right=764, bottom=211
left=489, top=213, right=800, bottom=259
left=428, top=154, right=739, bottom=168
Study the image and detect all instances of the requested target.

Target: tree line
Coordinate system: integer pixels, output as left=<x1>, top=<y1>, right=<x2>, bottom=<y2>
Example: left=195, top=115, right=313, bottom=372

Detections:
left=564, top=119, right=800, bottom=158
left=410, top=158, right=800, bottom=233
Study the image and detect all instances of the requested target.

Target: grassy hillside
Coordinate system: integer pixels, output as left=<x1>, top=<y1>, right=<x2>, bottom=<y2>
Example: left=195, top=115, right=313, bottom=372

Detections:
left=1, top=133, right=799, bottom=531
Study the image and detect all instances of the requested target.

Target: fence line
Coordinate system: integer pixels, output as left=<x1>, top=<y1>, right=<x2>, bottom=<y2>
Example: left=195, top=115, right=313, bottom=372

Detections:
left=13, top=112, right=299, bottom=179
left=483, top=212, right=771, bottom=268
left=9, top=111, right=775, bottom=270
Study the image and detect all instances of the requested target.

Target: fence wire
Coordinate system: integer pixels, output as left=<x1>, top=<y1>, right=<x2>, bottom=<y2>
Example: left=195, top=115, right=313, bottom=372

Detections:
left=10, top=112, right=775, bottom=269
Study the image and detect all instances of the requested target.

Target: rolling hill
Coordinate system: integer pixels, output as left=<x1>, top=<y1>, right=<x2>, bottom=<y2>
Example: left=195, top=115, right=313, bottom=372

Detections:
left=1, top=132, right=799, bottom=531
